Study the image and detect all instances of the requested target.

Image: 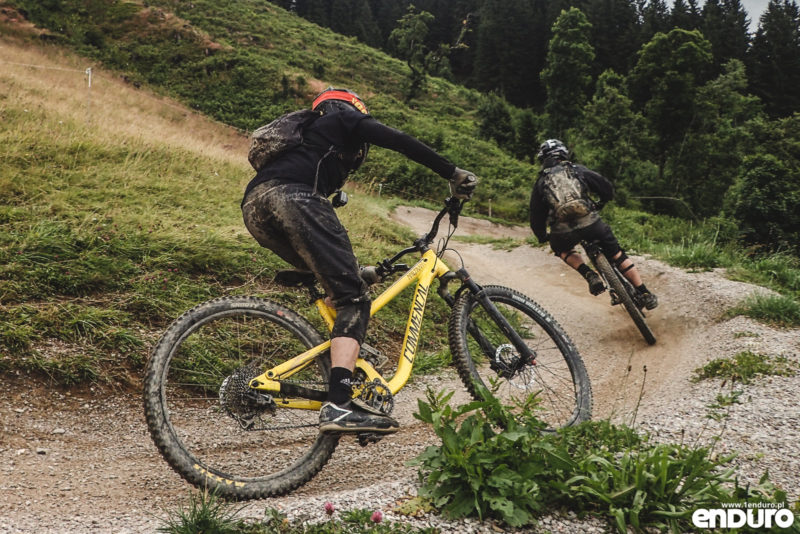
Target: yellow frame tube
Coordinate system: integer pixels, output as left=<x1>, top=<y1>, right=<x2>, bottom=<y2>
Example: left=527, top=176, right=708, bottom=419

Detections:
left=250, top=249, right=451, bottom=408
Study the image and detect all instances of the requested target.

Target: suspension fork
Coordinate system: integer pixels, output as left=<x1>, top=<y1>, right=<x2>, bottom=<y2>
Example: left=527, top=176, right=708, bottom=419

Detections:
left=453, top=268, right=536, bottom=364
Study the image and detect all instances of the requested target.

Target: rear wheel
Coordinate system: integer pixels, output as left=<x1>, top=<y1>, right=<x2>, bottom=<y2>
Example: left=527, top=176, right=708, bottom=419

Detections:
left=143, top=296, right=338, bottom=500
left=449, top=285, right=592, bottom=429
left=595, top=254, right=656, bottom=345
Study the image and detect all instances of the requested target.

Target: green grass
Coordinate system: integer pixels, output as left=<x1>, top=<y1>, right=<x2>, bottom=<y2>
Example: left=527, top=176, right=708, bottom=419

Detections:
left=693, top=350, right=799, bottom=384
left=727, top=293, right=800, bottom=328
left=7, top=0, right=537, bottom=221
left=602, top=205, right=800, bottom=326
left=0, top=61, right=454, bottom=385
left=159, top=491, right=436, bottom=534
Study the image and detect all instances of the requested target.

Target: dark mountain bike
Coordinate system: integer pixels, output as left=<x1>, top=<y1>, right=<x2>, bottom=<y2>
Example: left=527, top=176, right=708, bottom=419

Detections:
left=581, top=239, right=656, bottom=345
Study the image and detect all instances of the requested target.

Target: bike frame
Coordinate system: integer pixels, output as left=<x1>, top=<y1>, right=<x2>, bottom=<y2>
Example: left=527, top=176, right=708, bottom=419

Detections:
left=249, top=248, right=451, bottom=410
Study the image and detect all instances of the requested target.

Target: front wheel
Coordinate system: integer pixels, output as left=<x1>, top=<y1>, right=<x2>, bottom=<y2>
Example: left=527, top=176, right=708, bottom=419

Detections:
left=595, top=254, right=657, bottom=345
left=143, top=296, right=338, bottom=500
left=449, top=285, right=592, bottom=429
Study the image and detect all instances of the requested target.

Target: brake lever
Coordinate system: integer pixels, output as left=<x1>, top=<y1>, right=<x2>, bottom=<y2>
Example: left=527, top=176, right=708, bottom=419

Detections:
left=446, top=197, right=463, bottom=228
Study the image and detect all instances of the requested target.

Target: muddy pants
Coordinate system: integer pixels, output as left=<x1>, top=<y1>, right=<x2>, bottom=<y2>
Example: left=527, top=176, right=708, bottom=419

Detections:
left=242, top=180, right=370, bottom=343
left=548, top=218, right=622, bottom=257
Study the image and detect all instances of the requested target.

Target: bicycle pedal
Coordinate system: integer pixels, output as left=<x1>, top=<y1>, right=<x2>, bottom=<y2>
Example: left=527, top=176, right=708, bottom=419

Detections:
left=356, top=432, right=385, bottom=447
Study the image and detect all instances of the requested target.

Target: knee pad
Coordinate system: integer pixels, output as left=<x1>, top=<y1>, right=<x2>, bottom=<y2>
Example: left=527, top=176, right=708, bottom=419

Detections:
left=331, top=297, right=371, bottom=345
left=613, top=251, right=635, bottom=274
left=560, top=250, right=579, bottom=262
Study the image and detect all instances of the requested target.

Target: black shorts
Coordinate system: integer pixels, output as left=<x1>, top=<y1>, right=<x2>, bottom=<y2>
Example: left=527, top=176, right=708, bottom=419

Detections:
left=242, top=180, right=370, bottom=342
left=549, top=219, right=621, bottom=257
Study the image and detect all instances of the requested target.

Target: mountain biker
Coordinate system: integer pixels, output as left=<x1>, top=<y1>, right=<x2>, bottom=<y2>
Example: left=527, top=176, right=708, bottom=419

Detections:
left=529, top=139, right=658, bottom=310
left=241, top=87, right=478, bottom=434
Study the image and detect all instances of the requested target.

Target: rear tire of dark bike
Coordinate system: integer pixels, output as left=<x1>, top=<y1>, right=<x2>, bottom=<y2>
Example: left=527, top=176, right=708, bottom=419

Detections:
left=595, top=254, right=657, bottom=345
left=449, top=285, right=592, bottom=429
left=143, top=296, right=339, bottom=500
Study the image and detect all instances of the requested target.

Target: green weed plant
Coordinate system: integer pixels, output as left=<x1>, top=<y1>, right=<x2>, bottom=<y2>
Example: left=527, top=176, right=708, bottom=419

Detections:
left=412, top=387, right=796, bottom=533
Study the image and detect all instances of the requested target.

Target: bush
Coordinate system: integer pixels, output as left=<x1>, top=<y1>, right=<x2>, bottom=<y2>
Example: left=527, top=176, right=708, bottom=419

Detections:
left=413, top=387, right=797, bottom=532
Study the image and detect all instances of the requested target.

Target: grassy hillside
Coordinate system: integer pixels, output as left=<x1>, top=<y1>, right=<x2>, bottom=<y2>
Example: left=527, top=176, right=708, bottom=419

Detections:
left=6, top=0, right=537, bottom=220
left=0, top=34, right=454, bottom=384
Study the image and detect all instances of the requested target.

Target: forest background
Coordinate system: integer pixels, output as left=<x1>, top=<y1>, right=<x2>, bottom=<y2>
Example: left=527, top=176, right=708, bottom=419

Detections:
left=10, top=0, right=800, bottom=253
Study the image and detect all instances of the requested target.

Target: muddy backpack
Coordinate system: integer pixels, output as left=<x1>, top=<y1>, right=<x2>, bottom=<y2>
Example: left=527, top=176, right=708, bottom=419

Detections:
left=248, top=109, right=321, bottom=171
left=540, top=163, right=593, bottom=222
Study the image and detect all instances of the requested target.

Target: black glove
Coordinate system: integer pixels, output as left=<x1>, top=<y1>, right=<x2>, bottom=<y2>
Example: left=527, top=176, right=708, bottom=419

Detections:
left=449, top=167, right=478, bottom=200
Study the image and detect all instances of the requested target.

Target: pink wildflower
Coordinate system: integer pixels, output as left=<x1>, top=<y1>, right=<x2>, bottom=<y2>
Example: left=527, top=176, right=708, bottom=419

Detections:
left=371, top=510, right=383, bottom=523
left=324, top=501, right=335, bottom=516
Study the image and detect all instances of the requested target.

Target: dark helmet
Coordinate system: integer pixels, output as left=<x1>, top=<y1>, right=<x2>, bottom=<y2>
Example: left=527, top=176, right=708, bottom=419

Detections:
left=536, top=139, right=569, bottom=163
left=312, top=87, right=370, bottom=170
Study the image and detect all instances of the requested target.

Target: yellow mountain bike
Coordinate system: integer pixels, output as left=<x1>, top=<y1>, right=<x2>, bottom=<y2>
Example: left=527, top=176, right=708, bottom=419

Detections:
left=143, top=198, right=592, bottom=500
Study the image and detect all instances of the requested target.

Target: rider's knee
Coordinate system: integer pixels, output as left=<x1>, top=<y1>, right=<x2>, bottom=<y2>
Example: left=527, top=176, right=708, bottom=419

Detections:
left=613, top=250, right=635, bottom=274
left=331, top=296, right=371, bottom=345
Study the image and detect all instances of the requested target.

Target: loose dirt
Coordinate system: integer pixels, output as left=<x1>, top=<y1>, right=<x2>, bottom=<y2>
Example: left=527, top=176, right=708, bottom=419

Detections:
left=2, top=206, right=798, bottom=533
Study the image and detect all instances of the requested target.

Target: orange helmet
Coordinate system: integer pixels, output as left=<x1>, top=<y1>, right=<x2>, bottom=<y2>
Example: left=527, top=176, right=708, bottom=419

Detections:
left=312, top=87, right=369, bottom=115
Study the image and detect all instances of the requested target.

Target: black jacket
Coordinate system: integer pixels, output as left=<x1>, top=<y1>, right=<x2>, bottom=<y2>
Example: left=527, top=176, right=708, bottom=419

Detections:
left=529, top=160, right=614, bottom=242
left=244, top=108, right=455, bottom=200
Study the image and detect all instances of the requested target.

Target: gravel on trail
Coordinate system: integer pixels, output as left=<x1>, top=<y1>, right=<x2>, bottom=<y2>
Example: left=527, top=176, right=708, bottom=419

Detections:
left=1, top=207, right=798, bottom=533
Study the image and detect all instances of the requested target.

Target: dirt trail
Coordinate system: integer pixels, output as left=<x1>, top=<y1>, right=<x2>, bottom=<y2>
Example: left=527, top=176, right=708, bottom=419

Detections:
left=1, top=206, right=797, bottom=533
left=390, top=206, right=752, bottom=419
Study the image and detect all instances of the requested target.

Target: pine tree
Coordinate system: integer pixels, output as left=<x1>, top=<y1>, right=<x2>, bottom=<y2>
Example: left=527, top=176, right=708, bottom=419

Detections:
left=583, top=0, right=642, bottom=75
left=541, top=7, right=596, bottom=138
left=701, top=0, right=751, bottom=75
left=671, top=0, right=700, bottom=29
left=747, top=0, right=800, bottom=117
left=472, top=0, right=543, bottom=107
left=639, top=0, right=671, bottom=42
left=575, top=69, right=654, bottom=200
left=628, top=28, right=713, bottom=186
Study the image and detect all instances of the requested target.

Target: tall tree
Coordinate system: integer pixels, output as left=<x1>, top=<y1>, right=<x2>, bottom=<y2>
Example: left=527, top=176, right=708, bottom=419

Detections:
left=747, top=0, right=800, bottom=117
left=671, top=59, right=762, bottom=216
left=701, top=0, right=751, bottom=75
left=389, top=5, right=436, bottom=100
left=639, top=0, right=671, bottom=42
left=541, top=7, right=596, bottom=138
left=671, top=0, right=701, bottom=29
left=472, top=0, right=543, bottom=107
left=575, top=69, right=654, bottom=200
left=627, top=28, right=713, bottom=187
left=584, top=0, right=643, bottom=75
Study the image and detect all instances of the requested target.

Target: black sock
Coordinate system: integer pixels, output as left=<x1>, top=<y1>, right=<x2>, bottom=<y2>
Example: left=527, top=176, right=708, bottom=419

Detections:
left=637, top=284, right=649, bottom=294
left=577, top=264, right=592, bottom=278
left=328, top=366, right=353, bottom=405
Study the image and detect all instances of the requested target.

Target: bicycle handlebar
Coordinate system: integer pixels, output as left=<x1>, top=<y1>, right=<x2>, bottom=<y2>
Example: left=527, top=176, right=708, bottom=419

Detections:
left=372, top=198, right=465, bottom=281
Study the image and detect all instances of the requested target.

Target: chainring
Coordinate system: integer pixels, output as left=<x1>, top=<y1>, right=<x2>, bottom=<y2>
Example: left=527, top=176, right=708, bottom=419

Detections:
left=357, top=378, right=394, bottom=415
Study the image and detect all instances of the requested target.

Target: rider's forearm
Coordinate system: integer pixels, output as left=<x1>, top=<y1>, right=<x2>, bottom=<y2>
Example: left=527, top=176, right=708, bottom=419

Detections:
left=355, top=118, right=455, bottom=178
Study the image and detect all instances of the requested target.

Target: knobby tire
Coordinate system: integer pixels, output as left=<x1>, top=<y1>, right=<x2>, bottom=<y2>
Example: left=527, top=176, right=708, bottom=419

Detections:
left=449, top=285, right=592, bottom=429
left=594, top=255, right=657, bottom=345
left=143, top=296, right=338, bottom=500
